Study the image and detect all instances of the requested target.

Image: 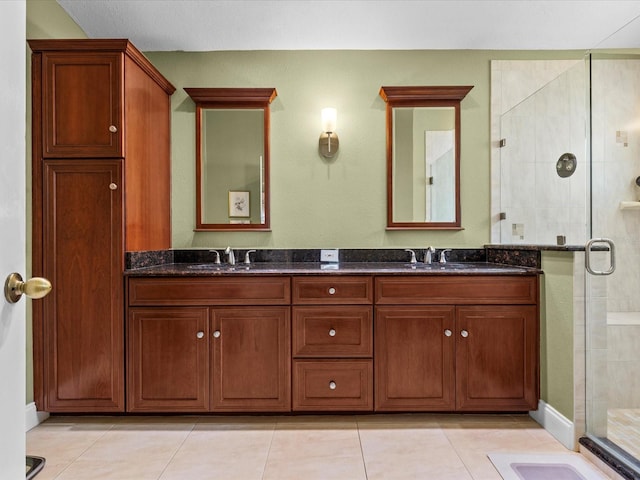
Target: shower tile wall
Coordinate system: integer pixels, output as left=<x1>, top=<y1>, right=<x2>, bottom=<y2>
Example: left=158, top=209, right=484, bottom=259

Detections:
left=591, top=59, right=640, bottom=313
left=491, top=60, right=586, bottom=245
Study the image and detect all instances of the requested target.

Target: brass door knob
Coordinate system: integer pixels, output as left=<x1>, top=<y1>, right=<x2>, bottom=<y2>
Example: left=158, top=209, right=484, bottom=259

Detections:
left=4, top=273, right=52, bottom=304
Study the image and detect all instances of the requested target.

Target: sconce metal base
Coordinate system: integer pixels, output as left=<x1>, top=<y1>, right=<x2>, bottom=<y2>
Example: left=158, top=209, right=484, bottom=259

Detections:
left=319, top=132, right=339, bottom=158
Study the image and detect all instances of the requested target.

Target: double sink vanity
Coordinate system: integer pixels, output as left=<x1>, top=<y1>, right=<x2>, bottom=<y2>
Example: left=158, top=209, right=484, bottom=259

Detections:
left=125, top=248, right=540, bottom=415
left=27, top=39, right=539, bottom=417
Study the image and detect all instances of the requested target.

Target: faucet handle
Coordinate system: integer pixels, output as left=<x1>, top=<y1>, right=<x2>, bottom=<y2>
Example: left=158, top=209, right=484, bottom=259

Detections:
left=404, top=249, right=417, bottom=264
left=439, top=249, right=452, bottom=264
left=209, top=249, right=221, bottom=264
left=244, top=249, right=256, bottom=265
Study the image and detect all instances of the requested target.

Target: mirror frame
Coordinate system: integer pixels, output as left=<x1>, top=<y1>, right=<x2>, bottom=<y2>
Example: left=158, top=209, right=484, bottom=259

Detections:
left=380, top=85, right=473, bottom=230
left=185, top=87, right=277, bottom=231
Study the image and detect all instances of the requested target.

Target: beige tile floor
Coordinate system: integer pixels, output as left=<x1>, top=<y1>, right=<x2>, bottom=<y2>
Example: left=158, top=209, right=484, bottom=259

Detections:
left=608, top=409, right=640, bottom=460
left=27, top=413, right=604, bottom=480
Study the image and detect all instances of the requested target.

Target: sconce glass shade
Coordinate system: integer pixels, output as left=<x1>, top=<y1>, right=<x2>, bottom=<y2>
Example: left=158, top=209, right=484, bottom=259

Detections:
left=321, top=108, right=337, bottom=132
left=320, top=107, right=339, bottom=158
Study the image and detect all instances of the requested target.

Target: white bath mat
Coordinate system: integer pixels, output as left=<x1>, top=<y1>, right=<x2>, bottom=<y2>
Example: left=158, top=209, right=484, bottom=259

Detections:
left=488, top=453, right=610, bottom=480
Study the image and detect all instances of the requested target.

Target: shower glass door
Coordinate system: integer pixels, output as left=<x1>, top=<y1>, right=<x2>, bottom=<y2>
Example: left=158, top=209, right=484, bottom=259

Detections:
left=584, top=52, right=640, bottom=475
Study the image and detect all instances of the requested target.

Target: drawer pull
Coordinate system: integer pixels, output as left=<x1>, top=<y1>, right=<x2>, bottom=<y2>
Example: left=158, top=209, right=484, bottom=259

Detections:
left=328, top=287, right=336, bottom=295
left=196, top=331, right=204, bottom=339
left=444, top=329, right=452, bottom=337
left=460, top=330, right=469, bottom=338
left=329, top=328, right=336, bottom=337
left=329, top=381, right=337, bottom=390
left=213, top=330, right=221, bottom=338
left=109, top=183, right=118, bottom=190
left=109, top=125, right=118, bottom=133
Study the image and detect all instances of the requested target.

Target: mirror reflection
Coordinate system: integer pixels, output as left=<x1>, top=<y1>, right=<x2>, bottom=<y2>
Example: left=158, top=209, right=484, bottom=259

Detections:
left=185, top=87, right=276, bottom=231
left=201, top=109, right=265, bottom=225
left=393, top=107, right=455, bottom=223
left=381, top=85, right=473, bottom=230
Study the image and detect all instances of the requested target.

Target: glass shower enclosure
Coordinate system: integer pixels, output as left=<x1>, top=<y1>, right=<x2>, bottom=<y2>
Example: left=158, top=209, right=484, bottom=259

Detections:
left=496, top=53, right=640, bottom=477
left=585, top=52, right=640, bottom=476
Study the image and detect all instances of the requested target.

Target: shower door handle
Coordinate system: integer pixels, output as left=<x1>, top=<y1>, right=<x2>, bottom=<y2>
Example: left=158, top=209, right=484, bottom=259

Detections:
left=585, top=238, right=616, bottom=275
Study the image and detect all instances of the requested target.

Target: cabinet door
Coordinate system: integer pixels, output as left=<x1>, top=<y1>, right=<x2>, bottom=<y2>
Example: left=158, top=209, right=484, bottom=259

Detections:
left=43, top=160, right=124, bottom=411
left=127, top=307, right=209, bottom=412
left=375, top=306, right=455, bottom=411
left=211, top=307, right=291, bottom=412
left=456, top=305, right=538, bottom=411
left=42, top=53, right=122, bottom=157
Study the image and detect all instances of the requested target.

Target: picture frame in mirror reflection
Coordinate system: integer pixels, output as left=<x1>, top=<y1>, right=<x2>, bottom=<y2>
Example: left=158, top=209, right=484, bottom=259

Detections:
left=229, top=190, right=250, bottom=218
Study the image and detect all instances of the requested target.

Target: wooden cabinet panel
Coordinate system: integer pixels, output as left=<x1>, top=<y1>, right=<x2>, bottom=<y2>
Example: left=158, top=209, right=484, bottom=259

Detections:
left=211, top=307, right=291, bottom=411
left=292, top=276, right=373, bottom=305
left=293, top=360, right=373, bottom=411
left=375, top=275, right=538, bottom=305
left=375, top=306, right=456, bottom=411
left=292, top=306, right=372, bottom=357
left=31, top=40, right=175, bottom=413
left=42, top=53, right=122, bottom=158
left=127, top=307, right=209, bottom=412
left=43, top=160, right=124, bottom=411
left=456, top=306, right=538, bottom=411
left=129, top=277, right=291, bottom=306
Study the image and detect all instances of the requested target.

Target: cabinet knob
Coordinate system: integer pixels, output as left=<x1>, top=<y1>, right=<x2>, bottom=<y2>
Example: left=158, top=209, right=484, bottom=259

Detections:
left=460, top=330, right=469, bottom=338
left=444, top=329, right=452, bottom=337
left=213, top=330, right=221, bottom=338
left=329, top=328, right=336, bottom=337
left=109, top=125, right=118, bottom=133
left=109, top=183, right=118, bottom=190
left=328, top=287, right=336, bottom=295
left=196, top=331, right=204, bottom=339
left=329, top=381, right=337, bottom=390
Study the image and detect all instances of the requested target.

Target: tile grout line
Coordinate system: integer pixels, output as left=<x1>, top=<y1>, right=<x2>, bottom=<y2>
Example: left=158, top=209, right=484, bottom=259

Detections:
left=49, top=420, right=117, bottom=480
left=356, top=417, right=370, bottom=480
left=153, top=420, right=198, bottom=480
left=438, top=421, right=481, bottom=480
left=260, top=417, right=279, bottom=480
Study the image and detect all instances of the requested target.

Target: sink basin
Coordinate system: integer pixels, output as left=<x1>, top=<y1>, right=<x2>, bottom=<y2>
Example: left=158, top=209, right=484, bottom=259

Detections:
left=186, top=263, right=226, bottom=271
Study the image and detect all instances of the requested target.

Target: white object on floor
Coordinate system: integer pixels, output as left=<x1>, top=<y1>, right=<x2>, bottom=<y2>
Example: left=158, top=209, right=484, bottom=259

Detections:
left=488, top=453, right=609, bottom=480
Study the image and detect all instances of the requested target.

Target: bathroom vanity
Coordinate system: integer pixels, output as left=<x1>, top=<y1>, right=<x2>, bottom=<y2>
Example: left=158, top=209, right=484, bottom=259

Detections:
left=124, top=261, right=539, bottom=414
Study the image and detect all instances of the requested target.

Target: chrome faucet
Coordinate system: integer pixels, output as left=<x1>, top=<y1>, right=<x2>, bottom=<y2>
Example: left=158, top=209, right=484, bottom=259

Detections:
left=225, top=246, right=235, bottom=265
left=244, top=249, right=256, bottom=265
left=424, top=246, right=435, bottom=264
left=439, top=249, right=452, bottom=264
left=405, top=249, right=417, bottom=264
left=209, top=249, right=221, bottom=264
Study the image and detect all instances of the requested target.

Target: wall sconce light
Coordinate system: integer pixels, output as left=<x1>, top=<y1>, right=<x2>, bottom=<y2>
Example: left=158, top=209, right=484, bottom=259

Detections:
left=319, top=107, right=339, bottom=158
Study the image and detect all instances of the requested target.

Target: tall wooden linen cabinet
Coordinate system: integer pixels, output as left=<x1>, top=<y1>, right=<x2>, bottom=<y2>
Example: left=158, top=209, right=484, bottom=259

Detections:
left=29, top=40, right=175, bottom=412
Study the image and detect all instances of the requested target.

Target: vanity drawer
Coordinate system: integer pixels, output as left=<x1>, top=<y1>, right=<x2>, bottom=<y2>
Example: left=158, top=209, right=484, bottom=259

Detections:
left=292, top=360, right=373, bottom=411
left=292, top=306, right=372, bottom=358
left=128, top=277, right=291, bottom=306
left=292, top=276, right=373, bottom=305
left=375, top=275, right=538, bottom=305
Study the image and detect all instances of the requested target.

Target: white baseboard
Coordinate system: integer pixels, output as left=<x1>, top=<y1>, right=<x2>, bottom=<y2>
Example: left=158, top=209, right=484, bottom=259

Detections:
left=25, top=402, right=49, bottom=432
left=529, top=399, right=576, bottom=450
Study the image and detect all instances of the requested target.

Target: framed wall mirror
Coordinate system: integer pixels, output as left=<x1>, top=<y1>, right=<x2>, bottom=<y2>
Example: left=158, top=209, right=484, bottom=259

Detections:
left=185, top=87, right=277, bottom=231
left=380, top=86, right=473, bottom=230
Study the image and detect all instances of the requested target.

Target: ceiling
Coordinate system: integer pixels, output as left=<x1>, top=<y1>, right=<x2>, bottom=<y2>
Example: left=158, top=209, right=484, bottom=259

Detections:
left=57, top=0, right=640, bottom=52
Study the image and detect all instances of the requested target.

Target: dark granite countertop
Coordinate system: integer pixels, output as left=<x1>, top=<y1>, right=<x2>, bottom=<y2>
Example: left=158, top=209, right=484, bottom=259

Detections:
left=125, top=261, right=541, bottom=277
left=485, top=244, right=590, bottom=251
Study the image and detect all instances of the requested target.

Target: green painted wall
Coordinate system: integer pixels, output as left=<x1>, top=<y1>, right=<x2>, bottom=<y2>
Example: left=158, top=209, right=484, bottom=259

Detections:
left=144, top=49, right=583, bottom=250
left=25, top=0, right=87, bottom=405
left=540, top=251, right=575, bottom=420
